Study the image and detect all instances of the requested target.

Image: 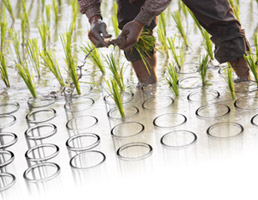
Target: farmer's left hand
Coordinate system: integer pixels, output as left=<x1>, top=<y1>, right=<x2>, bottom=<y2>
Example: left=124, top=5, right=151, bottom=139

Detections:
left=116, top=20, right=144, bottom=52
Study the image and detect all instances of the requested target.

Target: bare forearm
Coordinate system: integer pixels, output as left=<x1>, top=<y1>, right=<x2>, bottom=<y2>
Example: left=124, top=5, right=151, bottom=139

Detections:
left=78, top=0, right=102, bottom=21
left=135, top=0, right=171, bottom=26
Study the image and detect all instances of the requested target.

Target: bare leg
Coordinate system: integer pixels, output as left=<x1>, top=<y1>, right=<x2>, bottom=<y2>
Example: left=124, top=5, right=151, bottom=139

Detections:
left=131, top=53, right=157, bottom=84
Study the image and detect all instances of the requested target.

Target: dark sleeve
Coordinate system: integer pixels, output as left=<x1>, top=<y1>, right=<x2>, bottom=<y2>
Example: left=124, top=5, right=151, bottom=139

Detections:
left=78, top=0, right=102, bottom=20
left=134, top=0, right=171, bottom=26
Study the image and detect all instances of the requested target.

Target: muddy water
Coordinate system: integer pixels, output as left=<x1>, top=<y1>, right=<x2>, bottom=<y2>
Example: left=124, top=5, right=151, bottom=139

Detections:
left=1, top=0, right=258, bottom=199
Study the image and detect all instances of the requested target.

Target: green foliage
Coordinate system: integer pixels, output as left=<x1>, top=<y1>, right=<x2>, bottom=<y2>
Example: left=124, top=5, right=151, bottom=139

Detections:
left=134, top=30, right=156, bottom=74
left=52, top=0, right=59, bottom=24
left=166, top=63, right=179, bottom=96
left=40, top=50, right=65, bottom=87
left=21, top=0, right=29, bottom=27
left=112, top=1, right=120, bottom=37
left=158, top=12, right=168, bottom=56
left=81, top=43, right=105, bottom=75
left=199, top=54, right=209, bottom=85
left=2, top=0, right=15, bottom=22
left=105, top=78, right=125, bottom=118
left=244, top=53, right=258, bottom=85
left=203, top=31, right=214, bottom=60
left=0, top=52, right=10, bottom=87
left=224, top=63, right=235, bottom=99
left=167, top=36, right=184, bottom=69
left=229, top=0, right=240, bottom=22
left=16, top=63, right=37, bottom=98
left=172, top=10, right=189, bottom=47
left=106, top=53, right=124, bottom=92
left=45, top=4, right=51, bottom=25
left=61, top=32, right=81, bottom=95
left=26, top=39, right=41, bottom=78
left=0, top=22, right=8, bottom=53
left=38, top=22, right=50, bottom=51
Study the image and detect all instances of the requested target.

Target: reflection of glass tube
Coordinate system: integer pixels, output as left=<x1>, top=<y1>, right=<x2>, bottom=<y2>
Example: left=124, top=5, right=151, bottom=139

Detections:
left=0, top=102, right=20, bottom=115
left=0, top=132, right=18, bottom=149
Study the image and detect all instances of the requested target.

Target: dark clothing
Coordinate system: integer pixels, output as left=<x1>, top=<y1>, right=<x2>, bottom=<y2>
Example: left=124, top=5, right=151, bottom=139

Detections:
left=78, top=0, right=250, bottom=63
left=182, top=0, right=250, bottom=63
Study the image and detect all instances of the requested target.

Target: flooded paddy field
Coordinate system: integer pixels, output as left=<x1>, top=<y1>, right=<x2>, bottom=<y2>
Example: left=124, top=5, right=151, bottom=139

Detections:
left=1, top=0, right=258, bottom=199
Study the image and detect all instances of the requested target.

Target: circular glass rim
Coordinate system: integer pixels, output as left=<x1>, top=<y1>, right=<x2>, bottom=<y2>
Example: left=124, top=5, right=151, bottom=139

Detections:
left=142, top=96, right=174, bottom=110
left=234, top=97, right=258, bottom=110
left=107, top=106, right=139, bottom=119
left=64, top=97, right=95, bottom=112
left=103, top=92, right=134, bottom=105
left=177, top=76, right=202, bottom=89
left=234, top=80, right=258, bottom=93
left=26, top=108, right=57, bottom=124
left=111, top=122, right=145, bottom=138
left=66, top=115, right=98, bottom=131
left=23, top=162, right=61, bottom=182
left=0, top=132, right=18, bottom=149
left=27, top=97, right=55, bottom=109
left=153, top=113, right=187, bottom=128
left=195, top=103, right=230, bottom=119
left=25, top=123, right=57, bottom=140
left=116, top=142, right=153, bottom=161
left=69, top=150, right=106, bottom=169
left=0, top=173, right=16, bottom=192
left=0, top=102, right=20, bottom=115
left=160, top=130, right=197, bottom=148
left=25, top=143, right=60, bottom=162
left=251, top=114, right=258, bottom=127
left=0, top=115, right=16, bottom=129
left=66, top=133, right=100, bottom=151
left=206, top=122, right=244, bottom=138
left=0, top=150, right=15, bottom=168
left=187, top=90, right=220, bottom=102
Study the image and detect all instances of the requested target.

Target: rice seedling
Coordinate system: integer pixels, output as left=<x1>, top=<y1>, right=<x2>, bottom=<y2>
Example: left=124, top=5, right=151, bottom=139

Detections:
left=2, top=0, right=15, bottom=22
left=188, top=9, right=214, bottom=60
left=16, top=62, right=37, bottom=98
left=58, top=0, right=62, bottom=6
left=61, top=32, right=81, bottom=95
left=81, top=43, right=105, bottom=75
left=0, top=52, right=10, bottom=87
left=112, top=0, right=119, bottom=37
left=52, top=0, right=59, bottom=24
left=70, top=0, right=78, bottom=32
left=244, top=53, right=258, bottom=85
left=229, top=0, right=240, bottom=22
left=0, top=21, right=8, bottom=53
left=224, top=63, right=235, bottom=99
left=172, top=10, right=189, bottom=47
left=40, top=50, right=65, bottom=87
left=9, top=29, right=22, bottom=64
left=166, top=63, right=179, bottom=96
left=25, top=39, right=40, bottom=78
left=105, top=53, right=125, bottom=92
left=105, top=78, right=125, bottom=118
left=134, top=30, right=156, bottom=75
left=199, top=54, right=209, bottom=85
left=21, top=12, right=30, bottom=47
left=21, top=0, right=29, bottom=27
left=178, top=0, right=188, bottom=19
left=41, top=0, right=46, bottom=13
left=45, top=4, right=51, bottom=25
left=38, top=22, right=50, bottom=51
left=158, top=12, right=168, bottom=56
left=254, top=32, right=258, bottom=59
left=203, top=30, right=214, bottom=60
left=167, top=36, right=184, bottom=69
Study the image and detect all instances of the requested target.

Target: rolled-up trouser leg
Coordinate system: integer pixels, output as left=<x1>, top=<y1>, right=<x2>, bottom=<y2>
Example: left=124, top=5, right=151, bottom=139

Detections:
left=182, top=0, right=250, bottom=63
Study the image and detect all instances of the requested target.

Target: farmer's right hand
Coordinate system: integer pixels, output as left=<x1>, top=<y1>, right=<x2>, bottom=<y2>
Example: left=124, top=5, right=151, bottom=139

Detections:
left=88, top=16, right=112, bottom=48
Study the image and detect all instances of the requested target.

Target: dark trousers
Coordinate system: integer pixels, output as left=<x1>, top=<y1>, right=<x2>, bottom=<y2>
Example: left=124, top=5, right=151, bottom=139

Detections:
left=117, top=0, right=249, bottom=63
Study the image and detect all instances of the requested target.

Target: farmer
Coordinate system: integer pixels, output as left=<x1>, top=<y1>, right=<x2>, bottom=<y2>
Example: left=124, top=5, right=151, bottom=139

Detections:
left=78, top=0, right=251, bottom=84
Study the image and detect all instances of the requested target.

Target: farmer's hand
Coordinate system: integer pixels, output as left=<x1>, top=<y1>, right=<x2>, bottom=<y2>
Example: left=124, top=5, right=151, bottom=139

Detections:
left=116, top=20, right=144, bottom=52
left=88, top=16, right=112, bottom=48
